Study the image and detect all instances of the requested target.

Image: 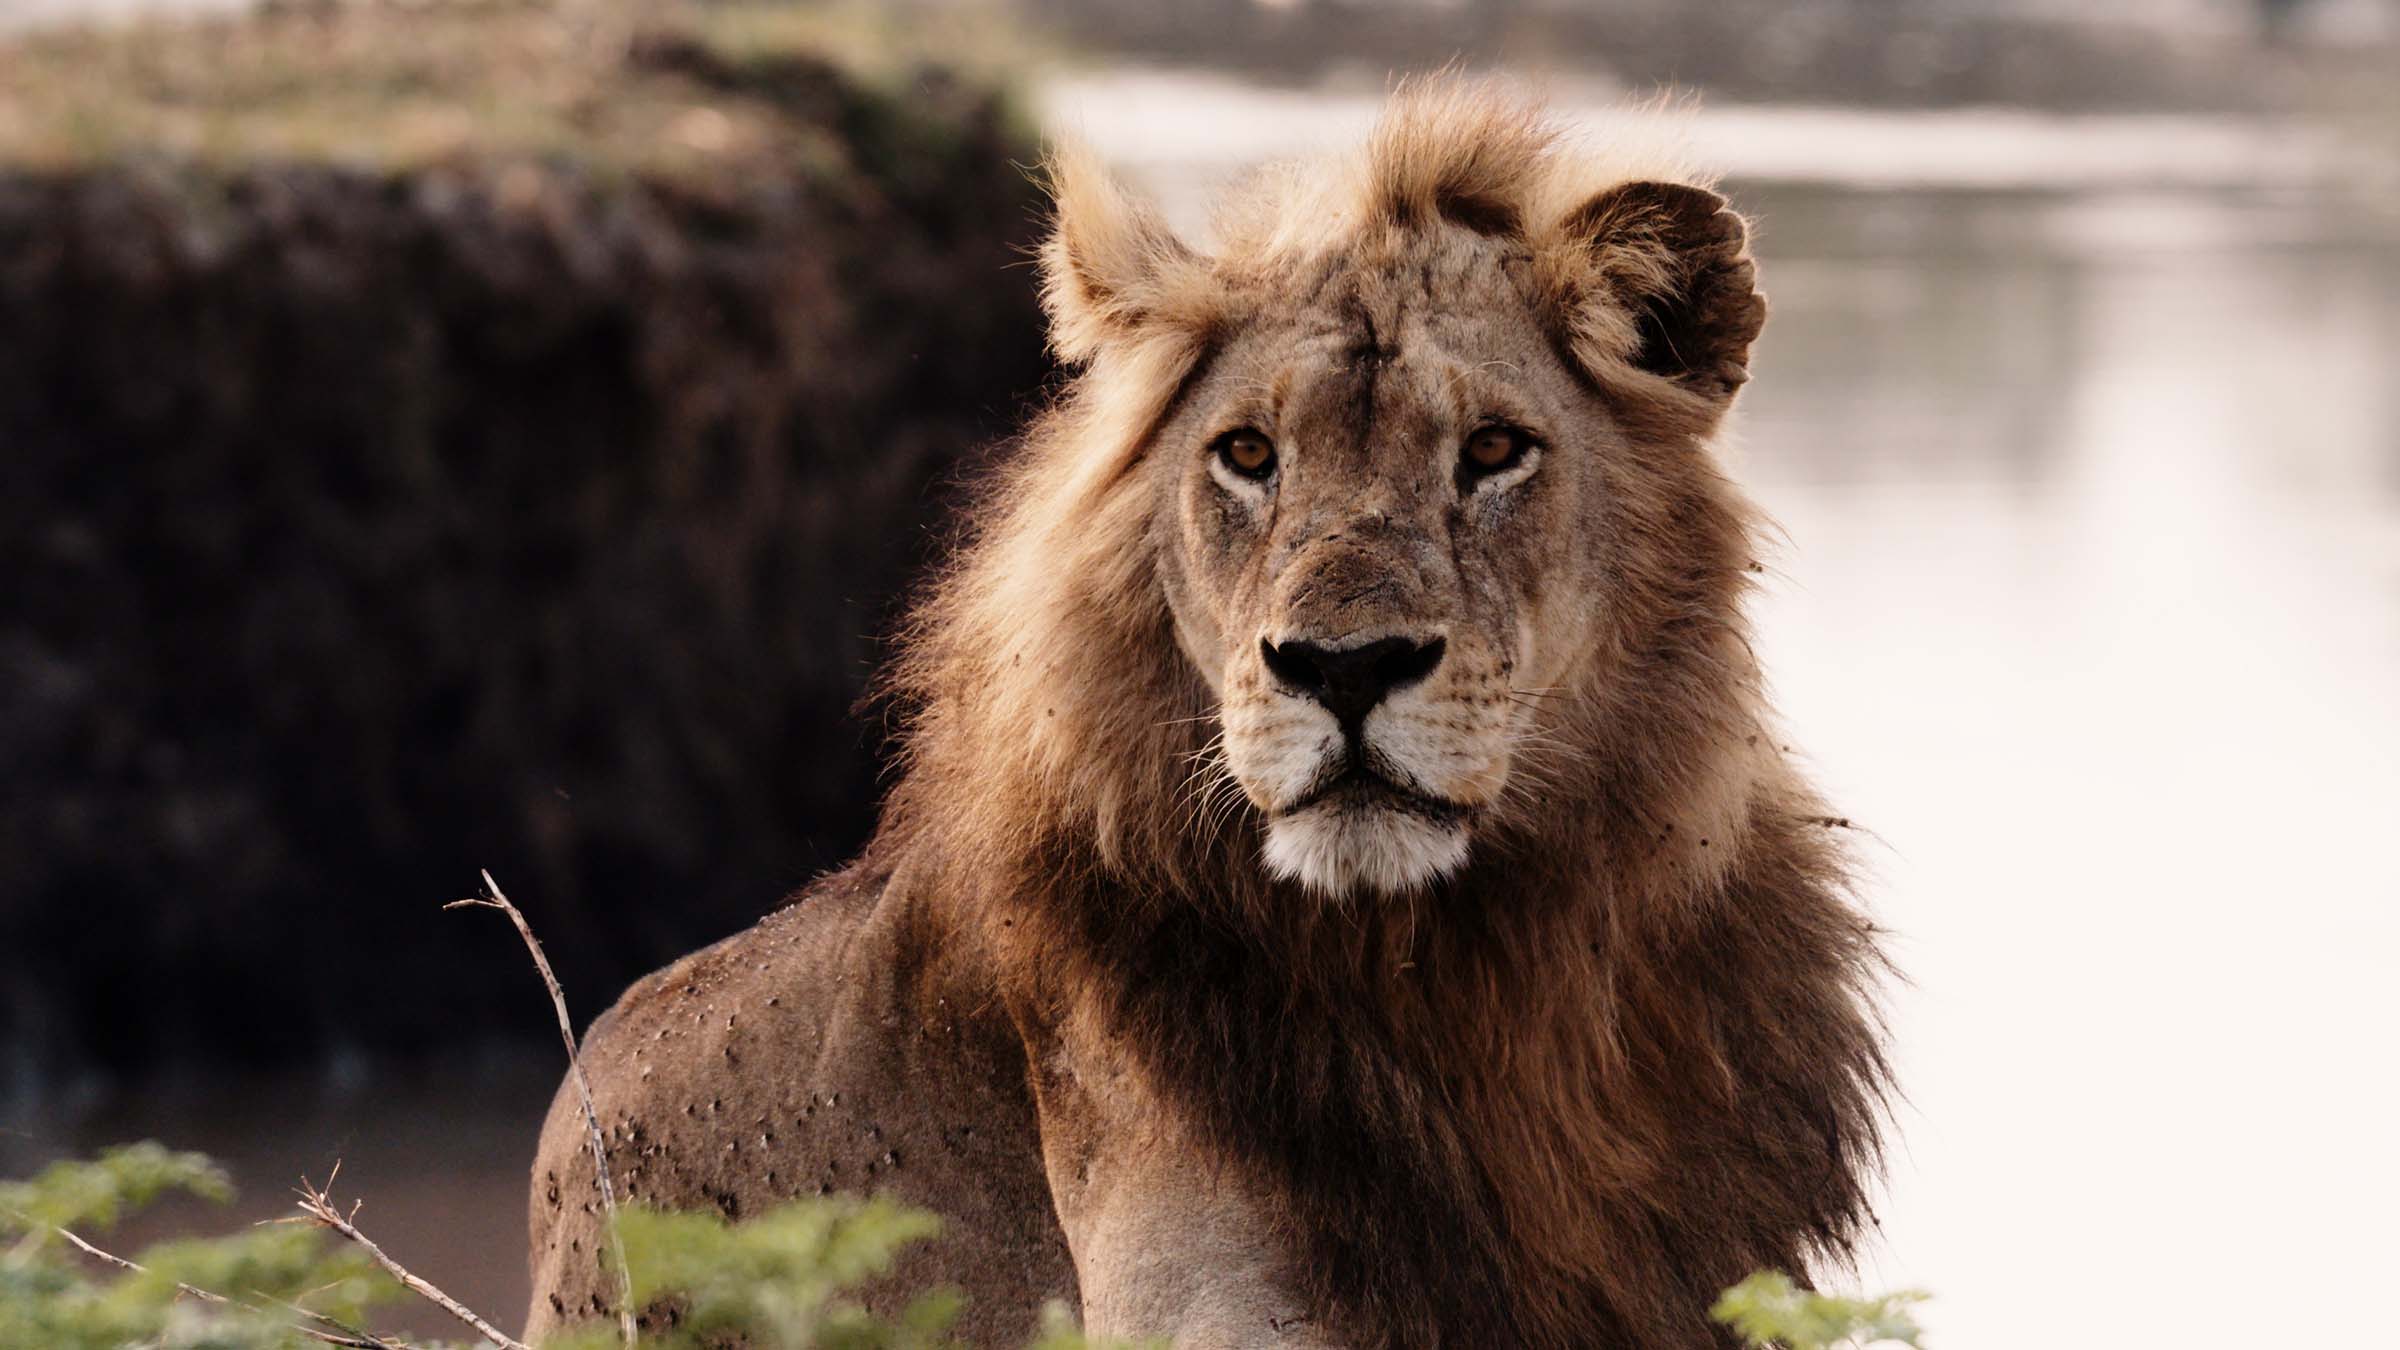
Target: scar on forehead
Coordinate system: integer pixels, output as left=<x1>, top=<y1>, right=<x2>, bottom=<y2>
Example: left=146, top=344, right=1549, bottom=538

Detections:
left=1343, top=288, right=1404, bottom=366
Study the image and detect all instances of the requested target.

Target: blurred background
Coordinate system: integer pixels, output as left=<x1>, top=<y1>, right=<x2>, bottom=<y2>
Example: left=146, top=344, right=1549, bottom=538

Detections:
left=1, top=0, right=2394, bottom=1344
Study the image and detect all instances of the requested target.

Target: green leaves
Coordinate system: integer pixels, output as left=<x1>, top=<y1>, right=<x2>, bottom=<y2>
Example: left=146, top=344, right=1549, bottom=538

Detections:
left=1025, top=1300, right=1156, bottom=1350
left=0, top=1144, right=1141, bottom=1349
left=540, top=1198, right=1153, bottom=1350
left=545, top=1197, right=952, bottom=1350
left=1710, top=1270, right=1929, bottom=1350
left=8, top=1146, right=1922, bottom=1350
left=0, top=1142, right=230, bottom=1250
left=103, top=1226, right=388, bottom=1331
left=0, top=1143, right=401, bottom=1350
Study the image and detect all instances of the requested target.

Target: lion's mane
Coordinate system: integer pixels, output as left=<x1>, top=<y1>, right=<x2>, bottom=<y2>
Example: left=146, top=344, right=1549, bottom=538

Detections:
left=880, top=82, right=1890, bottom=1350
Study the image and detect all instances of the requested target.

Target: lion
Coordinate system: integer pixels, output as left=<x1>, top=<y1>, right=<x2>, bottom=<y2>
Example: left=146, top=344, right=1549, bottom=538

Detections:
left=526, top=81, right=1889, bottom=1350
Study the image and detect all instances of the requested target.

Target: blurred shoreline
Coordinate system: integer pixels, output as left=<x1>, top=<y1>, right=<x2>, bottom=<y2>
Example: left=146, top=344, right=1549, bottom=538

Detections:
left=12, top=2, right=2393, bottom=200
left=1039, top=65, right=2400, bottom=203
left=11, top=0, right=2399, bottom=115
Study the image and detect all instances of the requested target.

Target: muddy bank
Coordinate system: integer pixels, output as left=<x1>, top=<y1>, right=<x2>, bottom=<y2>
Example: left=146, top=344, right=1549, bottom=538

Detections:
left=0, top=5, right=1052, bottom=1087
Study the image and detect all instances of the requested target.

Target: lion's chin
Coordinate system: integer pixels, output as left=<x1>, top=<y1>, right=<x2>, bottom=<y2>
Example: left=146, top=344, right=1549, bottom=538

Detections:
left=1261, top=802, right=1471, bottom=897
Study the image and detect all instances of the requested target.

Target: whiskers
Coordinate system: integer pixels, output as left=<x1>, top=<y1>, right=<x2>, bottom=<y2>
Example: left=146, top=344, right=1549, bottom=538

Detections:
left=1174, top=725, right=1252, bottom=847
left=1494, top=686, right=1580, bottom=818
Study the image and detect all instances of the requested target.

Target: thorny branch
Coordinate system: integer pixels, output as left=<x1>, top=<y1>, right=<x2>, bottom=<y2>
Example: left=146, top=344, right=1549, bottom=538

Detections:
left=50, top=1220, right=418, bottom=1349
left=269, top=872, right=635, bottom=1350
left=290, top=1167, right=528, bottom=1350
left=448, top=868, right=638, bottom=1346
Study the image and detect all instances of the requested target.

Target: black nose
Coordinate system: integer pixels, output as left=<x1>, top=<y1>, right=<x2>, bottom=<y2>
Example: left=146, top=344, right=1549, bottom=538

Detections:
left=1261, top=634, right=1446, bottom=727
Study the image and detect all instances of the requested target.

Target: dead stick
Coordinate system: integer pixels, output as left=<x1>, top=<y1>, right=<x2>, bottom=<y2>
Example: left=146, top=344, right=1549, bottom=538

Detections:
left=292, top=1174, right=528, bottom=1350
left=448, top=870, right=637, bottom=1346
left=52, top=1222, right=413, bottom=1349
left=267, top=1286, right=436, bottom=1350
left=53, top=1223, right=231, bottom=1306
left=273, top=1298, right=425, bottom=1350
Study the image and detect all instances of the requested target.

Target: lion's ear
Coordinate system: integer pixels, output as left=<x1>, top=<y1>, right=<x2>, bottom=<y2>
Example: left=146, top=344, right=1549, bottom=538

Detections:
left=1546, top=180, right=1765, bottom=421
left=1039, top=144, right=1199, bottom=364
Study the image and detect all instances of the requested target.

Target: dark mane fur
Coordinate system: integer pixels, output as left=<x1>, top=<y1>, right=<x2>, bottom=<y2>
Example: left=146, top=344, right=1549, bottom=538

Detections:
left=879, top=417, right=1888, bottom=1349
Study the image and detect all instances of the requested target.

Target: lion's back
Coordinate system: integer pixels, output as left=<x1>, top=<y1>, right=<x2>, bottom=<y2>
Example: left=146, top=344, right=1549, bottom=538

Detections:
left=525, top=859, right=1075, bottom=1345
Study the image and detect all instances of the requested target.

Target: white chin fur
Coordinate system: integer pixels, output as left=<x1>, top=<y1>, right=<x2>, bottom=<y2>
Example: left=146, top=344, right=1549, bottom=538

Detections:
left=1261, top=805, right=1470, bottom=897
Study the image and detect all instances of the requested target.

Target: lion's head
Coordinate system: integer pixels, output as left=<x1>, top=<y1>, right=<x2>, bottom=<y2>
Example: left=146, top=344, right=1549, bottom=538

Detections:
left=1139, top=172, right=1763, bottom=894
left=894, top=82, right=1772, bottom=910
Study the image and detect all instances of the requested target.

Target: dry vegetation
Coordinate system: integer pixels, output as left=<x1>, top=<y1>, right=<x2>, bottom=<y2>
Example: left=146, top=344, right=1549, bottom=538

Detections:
left=0, top=0, right=1047, bottom=176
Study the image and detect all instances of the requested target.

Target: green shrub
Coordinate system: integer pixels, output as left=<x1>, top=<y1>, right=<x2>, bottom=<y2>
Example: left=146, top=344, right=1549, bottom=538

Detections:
left=0, top=1144, right=397, bottom=1350
left=4, top=1144, right=1144, bottom=1349
left=5, top=1145, right=1915, bottom=1348
left=543, top=1198, right=956, bottom=1350
left=1711, top=1270, right=1928, bottom=1349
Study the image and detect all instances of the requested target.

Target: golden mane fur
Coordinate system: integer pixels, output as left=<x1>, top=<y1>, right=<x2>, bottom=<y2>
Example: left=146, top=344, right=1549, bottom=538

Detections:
left=873, top=79, right=1890, bottom=1348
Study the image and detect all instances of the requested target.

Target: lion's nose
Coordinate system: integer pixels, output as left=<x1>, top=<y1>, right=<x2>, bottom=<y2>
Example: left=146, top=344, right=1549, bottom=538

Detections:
left=1261, top=634, right=1446, bottom=728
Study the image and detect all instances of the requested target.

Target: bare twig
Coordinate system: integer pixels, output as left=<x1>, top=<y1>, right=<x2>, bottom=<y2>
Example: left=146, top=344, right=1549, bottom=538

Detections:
left=291, top=1169, right=529, bottom=1350
left=268, top=1294, right=428, bottom=1350
left=449, top=868, right=638, bottom=1346
left=53, top=1223, right=230, bottom=1305
left=304, top=1323, right=414, bottom=1348
left=276, top=872, right=634, bottom=1350
left=265, top=1279, right=437, bottom=1350
left=53, top=1222, right=417, bottom=1349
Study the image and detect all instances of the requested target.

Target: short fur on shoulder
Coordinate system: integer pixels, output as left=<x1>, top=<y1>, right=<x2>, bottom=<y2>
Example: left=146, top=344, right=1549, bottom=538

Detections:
left=878, top=78, right=1888, bottom=1349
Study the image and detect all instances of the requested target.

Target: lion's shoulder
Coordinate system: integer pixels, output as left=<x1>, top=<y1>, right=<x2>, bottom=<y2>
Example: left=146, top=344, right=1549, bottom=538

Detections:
left=526, top=855, right=1075, bottom=1344
left=573, top=862, right=886, bottom=1063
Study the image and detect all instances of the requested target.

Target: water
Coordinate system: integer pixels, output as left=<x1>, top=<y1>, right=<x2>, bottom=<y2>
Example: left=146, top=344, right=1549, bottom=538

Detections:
left=2, top=1054, right=560, bottom=1340
left=1733, top=183, right=2400, bottom=1347
left=1059, top=77, right=2400, bottom=1345
left=1062, top=92, right=2400, bottom=1345
left=11, top=74, right=2400, bottom=1347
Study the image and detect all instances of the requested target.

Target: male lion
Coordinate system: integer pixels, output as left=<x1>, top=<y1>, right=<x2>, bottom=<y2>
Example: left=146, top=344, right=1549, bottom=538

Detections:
left=528, top=82, right=1888, bottom=1350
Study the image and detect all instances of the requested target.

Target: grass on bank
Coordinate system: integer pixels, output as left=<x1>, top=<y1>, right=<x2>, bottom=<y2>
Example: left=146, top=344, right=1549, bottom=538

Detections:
left=0, top=0, right=1048, bottom=176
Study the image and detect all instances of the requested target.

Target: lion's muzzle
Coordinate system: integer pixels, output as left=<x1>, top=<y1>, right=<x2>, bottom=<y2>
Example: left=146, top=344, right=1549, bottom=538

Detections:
left=1231, top=629, right=1487, bottom=896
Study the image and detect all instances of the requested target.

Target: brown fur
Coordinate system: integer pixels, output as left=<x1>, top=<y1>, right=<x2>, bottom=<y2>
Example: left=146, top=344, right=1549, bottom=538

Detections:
left=530, top=78, right=1887, bottom=1350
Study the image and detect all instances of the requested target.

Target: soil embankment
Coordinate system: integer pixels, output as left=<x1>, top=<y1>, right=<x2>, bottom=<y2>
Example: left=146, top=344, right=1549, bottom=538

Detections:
left=0, top=4, right=1053, bottom=1085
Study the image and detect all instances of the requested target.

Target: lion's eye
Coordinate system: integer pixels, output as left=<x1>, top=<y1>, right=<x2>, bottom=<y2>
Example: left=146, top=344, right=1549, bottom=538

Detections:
left=1214, top=429, right=1277, bottom=481
left=1461, top=425, right=1533, bottom=480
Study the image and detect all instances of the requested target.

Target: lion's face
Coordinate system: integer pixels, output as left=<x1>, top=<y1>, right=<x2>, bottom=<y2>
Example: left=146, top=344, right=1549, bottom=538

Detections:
left=1152, top=240, right=1613, bottom=895
left=1020, top=118, right=1764, bottom=900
